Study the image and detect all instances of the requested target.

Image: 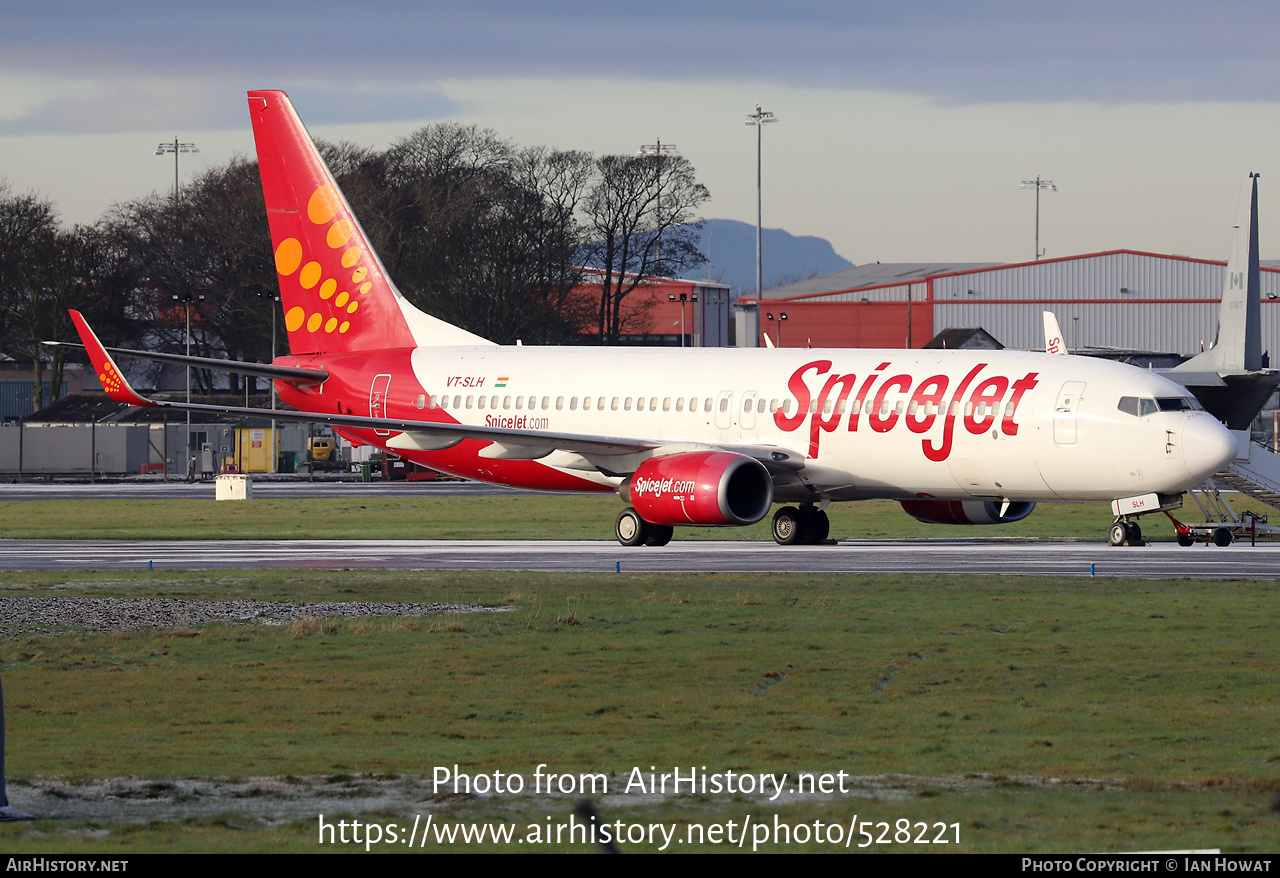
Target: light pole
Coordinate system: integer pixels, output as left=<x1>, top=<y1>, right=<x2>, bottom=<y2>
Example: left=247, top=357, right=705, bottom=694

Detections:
left=745, top=104, right=777, bottom=298
left=256, top=291, right=281, bottom=472
left=173, top=293, right=205, bottom=480
left=155, top=138, right=199, bottom=197
left=668, top=291, right=699, bottom=347
left=765, top=311, right=788, bottom=347
left=637, top=140, right=679, bottom=265
left=1018, top=175, right=1057, bottom=260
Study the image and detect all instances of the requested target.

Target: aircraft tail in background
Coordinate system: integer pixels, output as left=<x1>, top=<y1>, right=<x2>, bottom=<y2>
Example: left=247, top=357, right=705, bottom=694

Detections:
left=1175, top=172, right=1263, bottom=376
left=246, top=90, right=491, bottom=355
left=1164, top=173, right=1279, bottom=430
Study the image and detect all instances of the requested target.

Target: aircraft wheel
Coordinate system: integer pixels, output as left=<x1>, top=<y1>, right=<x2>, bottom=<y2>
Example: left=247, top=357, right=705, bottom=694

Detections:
left=1125, top=522, right=1144, bottom=546
left=644, top=525, right=674, bottom=547
left=1108, top=522, right=1128, bottom=547
left=807, top=508, right=831, bottom=543
left=1176, top=532, right=1195, bottom=547
left=772, top=506, right=804, bottom=545
left=1213, top=527, right=1234, bottom=547
left=796, top=505, right=817, bottom=544
left=616, top=507, right=650, bottom=547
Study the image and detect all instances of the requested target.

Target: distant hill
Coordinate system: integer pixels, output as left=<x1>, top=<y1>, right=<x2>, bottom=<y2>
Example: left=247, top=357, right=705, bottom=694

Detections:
left=681, top=218, right=854, bottom=295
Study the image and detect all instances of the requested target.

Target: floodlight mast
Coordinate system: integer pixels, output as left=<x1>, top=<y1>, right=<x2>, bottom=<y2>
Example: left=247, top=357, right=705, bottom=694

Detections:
left=637, top=140, right=679, bottom=264
left=745, top=104, right=777, bottom=298
left=636, top=141, right=678, bottom=158
left=1018, top=174, right=1058, bottom=260
left=155, top=138, right=199, bottom=197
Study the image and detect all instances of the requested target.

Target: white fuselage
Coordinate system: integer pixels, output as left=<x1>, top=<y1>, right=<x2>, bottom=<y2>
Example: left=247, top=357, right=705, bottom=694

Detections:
left=392, top=345, right=1233, bottom=503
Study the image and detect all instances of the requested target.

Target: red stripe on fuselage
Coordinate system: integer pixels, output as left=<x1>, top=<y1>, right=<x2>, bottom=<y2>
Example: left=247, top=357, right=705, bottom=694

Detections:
left=274, top=350, right=611, bottom=493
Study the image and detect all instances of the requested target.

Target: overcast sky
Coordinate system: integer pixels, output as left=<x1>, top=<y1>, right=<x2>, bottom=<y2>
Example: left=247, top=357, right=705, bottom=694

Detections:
left=6, top=1, right=1280, bottom=265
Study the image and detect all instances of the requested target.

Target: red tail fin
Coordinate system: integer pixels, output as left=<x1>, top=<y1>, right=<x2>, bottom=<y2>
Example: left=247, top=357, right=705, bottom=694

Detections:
left=247, top=90, right=489, bottom=354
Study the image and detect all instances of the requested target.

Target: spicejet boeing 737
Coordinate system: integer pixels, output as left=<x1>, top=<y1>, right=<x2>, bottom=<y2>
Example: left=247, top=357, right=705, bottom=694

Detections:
left=67, top=90, right=1237, bottom=546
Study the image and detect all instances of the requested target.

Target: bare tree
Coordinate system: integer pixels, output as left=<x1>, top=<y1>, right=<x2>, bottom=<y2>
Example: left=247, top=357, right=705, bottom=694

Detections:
left=72, top=123, right=710, bottom=370
left=363, top=126, right=594, bottom=343
left=0, top=185, right=87, bottom=409
left=581, top=153, right=709, bottom=344
left=106, top=159, right=276, bottom=393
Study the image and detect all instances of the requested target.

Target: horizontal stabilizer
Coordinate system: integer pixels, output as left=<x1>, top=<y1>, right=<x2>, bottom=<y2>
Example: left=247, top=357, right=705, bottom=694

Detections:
left=1163, top=371, right=1227, bottom=388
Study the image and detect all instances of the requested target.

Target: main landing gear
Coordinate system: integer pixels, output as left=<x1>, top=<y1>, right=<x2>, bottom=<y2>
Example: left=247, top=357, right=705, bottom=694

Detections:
left=771, top=504, right=831, bottom=546
left=613, top=504, right=834, bottom=547
left=615, top=507, right=673, bottom=547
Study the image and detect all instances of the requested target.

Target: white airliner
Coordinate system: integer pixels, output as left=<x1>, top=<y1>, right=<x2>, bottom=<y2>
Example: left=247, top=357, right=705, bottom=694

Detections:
left=67, top=90, right=1238, bottom=546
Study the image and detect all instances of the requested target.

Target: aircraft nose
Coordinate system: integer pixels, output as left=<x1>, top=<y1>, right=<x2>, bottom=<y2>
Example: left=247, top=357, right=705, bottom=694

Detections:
left=1181, top=414, right=1238, bottom=481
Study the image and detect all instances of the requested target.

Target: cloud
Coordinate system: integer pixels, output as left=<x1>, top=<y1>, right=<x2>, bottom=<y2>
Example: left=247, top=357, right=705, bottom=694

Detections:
left=0, top=75, right=461, bottom=135
left=3, top=1, right=1280, bottom=135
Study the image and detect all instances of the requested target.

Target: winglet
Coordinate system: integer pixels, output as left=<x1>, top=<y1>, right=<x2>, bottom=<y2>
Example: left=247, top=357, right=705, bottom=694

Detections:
left=1042, top=310, right=1068, bottom=355
left=68, top=310, right=154, bottom=407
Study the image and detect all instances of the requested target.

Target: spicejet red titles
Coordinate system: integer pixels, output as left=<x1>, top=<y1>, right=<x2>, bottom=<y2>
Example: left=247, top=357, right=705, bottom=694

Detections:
left=774, top=360, right=1040, bottom=461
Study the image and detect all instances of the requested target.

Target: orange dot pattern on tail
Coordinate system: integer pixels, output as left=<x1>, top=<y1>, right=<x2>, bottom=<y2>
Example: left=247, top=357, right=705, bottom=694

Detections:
left=98, top=361, right=127, bottom=396
left=274, top=183, right=377, bottom=341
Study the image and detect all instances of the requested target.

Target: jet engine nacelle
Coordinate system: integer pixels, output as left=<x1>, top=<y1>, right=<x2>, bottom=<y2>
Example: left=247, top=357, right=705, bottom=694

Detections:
left=622, top=451, right=774, bottom=526
left=899, top=499, right=1036, bottom=525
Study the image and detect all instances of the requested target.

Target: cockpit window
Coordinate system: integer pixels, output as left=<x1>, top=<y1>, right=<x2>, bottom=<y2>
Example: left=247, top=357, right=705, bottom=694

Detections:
left=1118, top=395, right=1202, bottom=417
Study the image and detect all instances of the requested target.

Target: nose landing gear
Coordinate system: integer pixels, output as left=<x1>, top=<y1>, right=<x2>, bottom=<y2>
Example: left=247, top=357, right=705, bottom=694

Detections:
left=1107, top=520, right=1144, bottom=547
left=1107, top=491, right=1187, bottom=547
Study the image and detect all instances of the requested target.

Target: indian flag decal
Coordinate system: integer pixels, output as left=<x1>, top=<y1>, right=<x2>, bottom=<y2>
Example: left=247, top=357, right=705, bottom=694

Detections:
left=495, top=377, right=509, bottom=387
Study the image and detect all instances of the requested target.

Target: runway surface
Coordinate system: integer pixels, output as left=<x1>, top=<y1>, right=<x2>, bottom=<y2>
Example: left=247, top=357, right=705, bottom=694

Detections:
left=0, top=537, right=1275, bottom=578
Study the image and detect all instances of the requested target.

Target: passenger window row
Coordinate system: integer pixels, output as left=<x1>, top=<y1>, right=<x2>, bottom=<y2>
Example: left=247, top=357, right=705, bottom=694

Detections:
left=407, top=391, right=1018, bottom=421
left=414, top=394, right=772, bottom=414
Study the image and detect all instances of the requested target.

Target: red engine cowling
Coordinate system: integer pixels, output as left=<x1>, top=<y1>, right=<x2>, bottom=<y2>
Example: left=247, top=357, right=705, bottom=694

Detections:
left=899, top=499, right=1036, bottom=525
left=623, top=451, right=774, bottom=526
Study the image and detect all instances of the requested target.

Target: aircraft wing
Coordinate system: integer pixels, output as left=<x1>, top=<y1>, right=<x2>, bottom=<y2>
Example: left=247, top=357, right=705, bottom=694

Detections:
left=68, top=311, right=806, bottom=472
left=44, top=340, right=328, bottom=384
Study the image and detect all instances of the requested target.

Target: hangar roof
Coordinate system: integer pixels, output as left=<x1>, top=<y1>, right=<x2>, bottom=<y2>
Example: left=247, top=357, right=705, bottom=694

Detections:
left=763, top=262, right=1002, bottom=297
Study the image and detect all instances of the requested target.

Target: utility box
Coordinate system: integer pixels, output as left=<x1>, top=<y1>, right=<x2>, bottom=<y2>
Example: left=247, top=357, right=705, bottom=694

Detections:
left=236, top=427, right=278, bottom=473
left=215, top=474, right=253, bottom=501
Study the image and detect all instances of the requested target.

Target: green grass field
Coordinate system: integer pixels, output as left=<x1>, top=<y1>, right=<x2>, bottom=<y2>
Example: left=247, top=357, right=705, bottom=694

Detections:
left=0, top=492, right=1271, bottom=542
left=1, top=567, right=1278, bottom=853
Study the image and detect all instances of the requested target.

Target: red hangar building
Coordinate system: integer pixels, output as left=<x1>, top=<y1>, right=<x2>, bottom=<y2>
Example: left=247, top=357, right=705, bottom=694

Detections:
left=737, top=250, right=1280, bottom=359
